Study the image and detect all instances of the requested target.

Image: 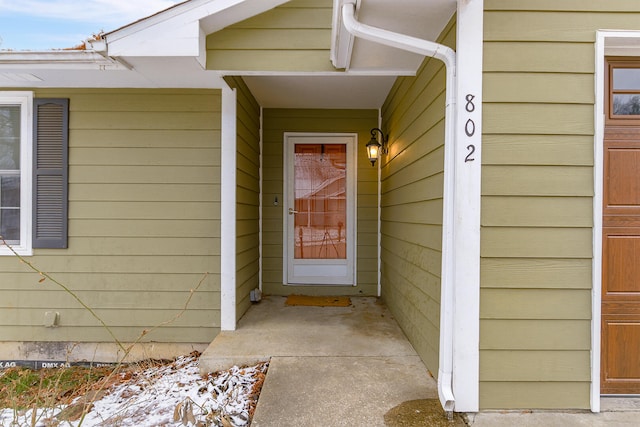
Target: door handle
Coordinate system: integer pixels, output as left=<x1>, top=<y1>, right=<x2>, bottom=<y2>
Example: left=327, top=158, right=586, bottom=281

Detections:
left=288, top=208, right=299, bottom=215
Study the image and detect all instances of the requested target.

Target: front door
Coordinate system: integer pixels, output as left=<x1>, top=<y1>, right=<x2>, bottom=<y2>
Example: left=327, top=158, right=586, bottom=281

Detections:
left=283, top=134, right=356, bottom=285
left=602, top=58, right=640, bottom=394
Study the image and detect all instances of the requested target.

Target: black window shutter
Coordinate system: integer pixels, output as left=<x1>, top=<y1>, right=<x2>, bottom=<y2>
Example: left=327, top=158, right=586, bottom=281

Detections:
left=32, top=98, right=69, bottom=249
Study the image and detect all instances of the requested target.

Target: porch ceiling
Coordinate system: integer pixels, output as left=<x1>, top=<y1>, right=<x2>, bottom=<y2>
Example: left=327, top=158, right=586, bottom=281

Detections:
left=242, top=75, right=397, bottom=109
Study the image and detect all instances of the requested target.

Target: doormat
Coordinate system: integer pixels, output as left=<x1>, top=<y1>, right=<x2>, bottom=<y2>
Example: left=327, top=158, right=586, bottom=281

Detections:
left=285, top=295, right=352, bottom=307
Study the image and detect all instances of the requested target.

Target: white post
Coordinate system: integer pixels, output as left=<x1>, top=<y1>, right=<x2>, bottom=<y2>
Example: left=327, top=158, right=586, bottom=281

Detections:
left=220, top=85, right=237, bottom=331
left=452, top=0, right=483, bottom=412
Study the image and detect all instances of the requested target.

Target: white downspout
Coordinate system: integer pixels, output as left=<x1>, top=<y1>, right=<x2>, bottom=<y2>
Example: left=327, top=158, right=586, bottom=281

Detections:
left=340, top=1, right=457, bottom=416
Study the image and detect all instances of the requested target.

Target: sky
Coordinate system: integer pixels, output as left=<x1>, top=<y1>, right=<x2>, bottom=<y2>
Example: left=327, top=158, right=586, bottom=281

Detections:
left=0, top=0, right=184, bottom=51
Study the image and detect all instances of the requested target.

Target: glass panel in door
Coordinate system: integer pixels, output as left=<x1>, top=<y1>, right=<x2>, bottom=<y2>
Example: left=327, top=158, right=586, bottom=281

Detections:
left=293, top=143, right=347, bottom=260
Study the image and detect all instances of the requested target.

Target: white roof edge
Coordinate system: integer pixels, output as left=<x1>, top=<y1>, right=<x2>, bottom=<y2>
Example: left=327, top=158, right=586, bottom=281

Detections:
left=0, top=50, right=128, bottom=70
left=0, top=51, right=103, bottom=60
left=105, top=0, right=290, bottom=44
left=104, top=0, right=218, bottom=43
left=103, top=0, right=292, bottom=59
left=0, top=0, right=295, bottom=67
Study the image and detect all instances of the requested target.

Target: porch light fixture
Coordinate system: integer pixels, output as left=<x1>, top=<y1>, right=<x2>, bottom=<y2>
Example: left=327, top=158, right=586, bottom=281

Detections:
left=366, top=127, right=388, bottom=166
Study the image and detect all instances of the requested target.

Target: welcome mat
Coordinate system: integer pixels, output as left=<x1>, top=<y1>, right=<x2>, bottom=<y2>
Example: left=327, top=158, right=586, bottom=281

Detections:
left=285, top=295, right=352, bottom=307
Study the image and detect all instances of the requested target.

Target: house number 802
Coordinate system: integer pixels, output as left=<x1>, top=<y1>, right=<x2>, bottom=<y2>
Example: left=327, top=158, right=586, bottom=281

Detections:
left=464, top=94, right=476, bottom=162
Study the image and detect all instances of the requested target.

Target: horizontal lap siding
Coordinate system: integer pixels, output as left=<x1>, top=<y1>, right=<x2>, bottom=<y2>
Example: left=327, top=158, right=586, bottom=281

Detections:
left=0, top=89, right=221, bottom=343
left=481, top=0, right=640, bottom=409
left=226, top=77, right=261, bottom=320
left=262, top=109, right=378, bottom=296
left=206, top=0, right=334, bottom=72
left=379, top=17, right=455, bottom=377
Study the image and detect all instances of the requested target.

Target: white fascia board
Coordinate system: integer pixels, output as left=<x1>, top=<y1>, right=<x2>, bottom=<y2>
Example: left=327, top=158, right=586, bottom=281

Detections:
left=0, top=51, right=128, bottom=70
left=108, top=20, right=202, bottom=57
left=105, top=0, right=231, bottom=43
left=105, top=0, right=290, bottom=58
left=197, top=26, right=207, bottom=69
left=106, top=0, right=245, bottom=57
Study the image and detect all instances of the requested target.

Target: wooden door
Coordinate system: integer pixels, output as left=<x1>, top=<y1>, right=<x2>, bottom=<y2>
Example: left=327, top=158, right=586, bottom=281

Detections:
left=602, top=59, right=640, bottom=394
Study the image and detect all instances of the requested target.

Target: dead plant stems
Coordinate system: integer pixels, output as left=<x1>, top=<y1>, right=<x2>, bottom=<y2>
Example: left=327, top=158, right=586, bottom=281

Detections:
left=0, top=236, right=210, bottom=427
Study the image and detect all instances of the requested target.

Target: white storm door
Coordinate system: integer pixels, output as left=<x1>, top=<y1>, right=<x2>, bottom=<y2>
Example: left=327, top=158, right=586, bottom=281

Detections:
left=283, top=134, right=357, bottom=285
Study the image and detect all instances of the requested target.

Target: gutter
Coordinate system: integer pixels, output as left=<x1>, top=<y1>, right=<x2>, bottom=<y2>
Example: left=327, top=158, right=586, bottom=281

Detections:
left=0, top=50, right=128, bottom=70
left=338, top=0, right=457, bottom=417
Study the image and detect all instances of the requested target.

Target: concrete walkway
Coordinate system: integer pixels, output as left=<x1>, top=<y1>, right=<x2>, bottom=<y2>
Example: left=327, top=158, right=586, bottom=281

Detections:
left=199, top=296, right=441, bottom=426
left=200, top=296, right=640, bottom=426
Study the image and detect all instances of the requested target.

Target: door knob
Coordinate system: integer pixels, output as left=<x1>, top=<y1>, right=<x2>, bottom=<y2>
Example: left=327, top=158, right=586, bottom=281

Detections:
left=288, top=208, right=299, bottom=215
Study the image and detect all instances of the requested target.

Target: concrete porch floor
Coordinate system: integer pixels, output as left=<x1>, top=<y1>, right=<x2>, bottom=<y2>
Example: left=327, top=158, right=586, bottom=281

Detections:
left=199, top=296, right=441, bottom=426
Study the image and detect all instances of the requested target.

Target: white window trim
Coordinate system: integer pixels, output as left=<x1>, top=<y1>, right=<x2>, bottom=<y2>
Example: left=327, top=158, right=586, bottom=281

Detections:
left=0, top=91, right=33, bottom=257
left=593, top=30, right=640, bottom=413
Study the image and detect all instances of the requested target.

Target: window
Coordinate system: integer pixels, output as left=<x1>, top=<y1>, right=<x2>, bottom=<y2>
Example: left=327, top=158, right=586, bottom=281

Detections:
left=607, top=59, right=640, bottom=123
left=0, top=92, right=32, bottom=255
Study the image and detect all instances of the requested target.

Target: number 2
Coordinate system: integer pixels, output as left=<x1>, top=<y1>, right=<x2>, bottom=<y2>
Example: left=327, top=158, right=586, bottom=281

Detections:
left=465, top=145, right=475, bottom=162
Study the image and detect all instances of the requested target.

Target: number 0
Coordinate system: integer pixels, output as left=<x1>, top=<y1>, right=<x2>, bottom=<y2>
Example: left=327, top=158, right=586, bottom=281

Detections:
left=465, top=119, right=475, bottom=137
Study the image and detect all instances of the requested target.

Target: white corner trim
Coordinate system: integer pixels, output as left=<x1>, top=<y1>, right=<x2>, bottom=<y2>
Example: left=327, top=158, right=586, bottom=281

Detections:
left=259, top=106, right=264, bottom=292
left=0, top=91, right=33, bottom=257
left=593, top=30, right=606, bottom=415
left=591, top=29, right=640, bottom=413
left=451, top=0, right=483, bottom=413
left=220, top=85, right=237, bottom=331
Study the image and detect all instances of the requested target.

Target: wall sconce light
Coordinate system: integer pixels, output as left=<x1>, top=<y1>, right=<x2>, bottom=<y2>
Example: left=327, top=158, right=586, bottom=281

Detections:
left=366, top=127, right=388, bottom=166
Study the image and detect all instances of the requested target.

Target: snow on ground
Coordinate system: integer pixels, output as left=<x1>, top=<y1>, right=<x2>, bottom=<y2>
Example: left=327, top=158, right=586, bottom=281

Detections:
left=0, top=354, right=268, bottom=427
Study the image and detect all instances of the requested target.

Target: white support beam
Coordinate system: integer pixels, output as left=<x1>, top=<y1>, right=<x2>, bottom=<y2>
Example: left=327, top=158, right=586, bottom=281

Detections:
left=220, top=85, right=237, bottom=331
left=452, top=0, right=483, bottom=412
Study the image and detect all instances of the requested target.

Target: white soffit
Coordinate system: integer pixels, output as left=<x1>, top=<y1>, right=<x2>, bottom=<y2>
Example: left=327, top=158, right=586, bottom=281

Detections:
left=345, top=0, right=456, bottom=72
left=243, top=75, right=396, bottom=109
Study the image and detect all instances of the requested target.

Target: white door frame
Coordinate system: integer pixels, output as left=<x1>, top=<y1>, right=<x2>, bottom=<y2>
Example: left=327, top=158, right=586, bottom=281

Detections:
left=282, top=132, right=358, bottom=286
left=593, top=30, right=640, bottom=412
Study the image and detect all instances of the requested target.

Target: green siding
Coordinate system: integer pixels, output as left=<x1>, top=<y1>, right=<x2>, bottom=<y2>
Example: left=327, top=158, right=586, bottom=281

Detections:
left=206, top=0, right=335, bottom=72
left=225, top=77, right=261, bottom=320
left=481, top=0, right=640, bottom=409
left=379, top=17, right=456, bottom=377
left=0, top=89, right=221, bottom=344
left=261, top=109, right=378, bottom=296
